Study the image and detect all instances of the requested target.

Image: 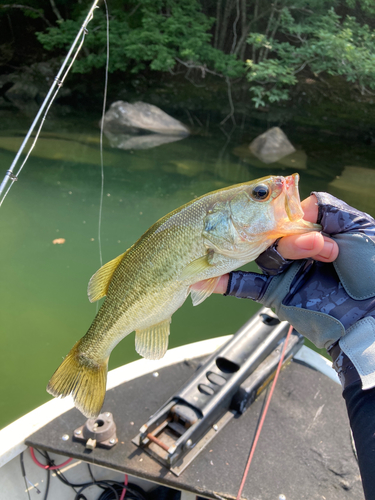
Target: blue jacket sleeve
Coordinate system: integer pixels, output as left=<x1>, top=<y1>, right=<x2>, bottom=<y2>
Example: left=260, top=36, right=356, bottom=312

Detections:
left=225, top=192, right=375, bottom=390
left=225, top=192, right=375, bottom=500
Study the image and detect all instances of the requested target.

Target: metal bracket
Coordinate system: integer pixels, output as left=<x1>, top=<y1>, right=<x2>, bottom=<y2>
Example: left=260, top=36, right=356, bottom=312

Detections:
left=74, top=411, right=117, bottom=450
left=133, top=308, right=304, bottom=475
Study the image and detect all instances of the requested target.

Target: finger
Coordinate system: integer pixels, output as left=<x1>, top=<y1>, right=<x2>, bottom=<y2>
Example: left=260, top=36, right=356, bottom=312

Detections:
left=300, top=194, right=319, bottom=223
left=190, top=274, right=230, bottom=294
left=277, top=232, right=339, bottom=262
left=277, top=231, right=324, bottom=259
left=313, top=237, right=340, bottom=262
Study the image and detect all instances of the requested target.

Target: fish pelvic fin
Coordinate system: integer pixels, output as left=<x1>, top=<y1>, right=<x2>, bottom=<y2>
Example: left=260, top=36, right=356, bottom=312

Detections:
left=88, top=252, right=126, bottom=303
left=190, top=276, right=221, bottom=306
left=47, top=342, right=108, bottom=418
left=135, top=318, right=171, bottom=360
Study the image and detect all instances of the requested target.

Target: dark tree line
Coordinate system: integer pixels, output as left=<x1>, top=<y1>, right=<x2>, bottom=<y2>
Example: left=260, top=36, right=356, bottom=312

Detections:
left=1, top=0, right=375, bottom=107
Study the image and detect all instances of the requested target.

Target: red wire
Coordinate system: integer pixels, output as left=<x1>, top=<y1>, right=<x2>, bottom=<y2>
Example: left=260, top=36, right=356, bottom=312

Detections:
left=29, top=327, right=292, bottom=499
left=236, top=324, right=293, bottom=500
left=119, top=473, right=128, bottom=500
left=30, top=446, right=128, bottom=499
left=30, top=447, right=73, bottom=470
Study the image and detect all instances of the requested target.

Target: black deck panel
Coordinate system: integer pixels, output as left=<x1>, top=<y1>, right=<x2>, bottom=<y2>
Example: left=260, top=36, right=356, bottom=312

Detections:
left=26, top=357, right=364, bottom=499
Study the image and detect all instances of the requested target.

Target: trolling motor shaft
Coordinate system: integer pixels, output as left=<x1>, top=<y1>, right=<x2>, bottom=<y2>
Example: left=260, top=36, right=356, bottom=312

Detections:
left=133, top=307, right=303, bottom=475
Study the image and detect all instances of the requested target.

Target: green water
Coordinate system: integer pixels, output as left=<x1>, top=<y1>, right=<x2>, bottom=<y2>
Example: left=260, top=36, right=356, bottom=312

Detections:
left=1, top=111, right=375, bottom=430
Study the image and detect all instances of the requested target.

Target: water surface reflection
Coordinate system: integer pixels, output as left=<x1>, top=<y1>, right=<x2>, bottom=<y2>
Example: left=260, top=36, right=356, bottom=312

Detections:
left=0, top=113, right=374, bottom=429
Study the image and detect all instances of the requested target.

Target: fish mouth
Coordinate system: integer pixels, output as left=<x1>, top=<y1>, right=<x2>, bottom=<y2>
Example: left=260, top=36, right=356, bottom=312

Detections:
left=284, top=173, right=304, bottom=221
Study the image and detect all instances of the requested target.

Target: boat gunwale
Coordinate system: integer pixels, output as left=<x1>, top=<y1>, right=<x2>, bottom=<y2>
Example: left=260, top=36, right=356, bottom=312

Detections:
left=0, top=334, right=338, bottom=468
left=0, top=336, right=231, bottom=468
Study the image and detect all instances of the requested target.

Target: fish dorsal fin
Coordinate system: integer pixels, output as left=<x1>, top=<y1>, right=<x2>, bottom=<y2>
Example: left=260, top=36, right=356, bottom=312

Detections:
left=190, top=276, right=221, bottom=306
left=87, top=252, right=126, bottom=303
left=135, top=318, right=171, bottom=360
left=179, top=254, right=212, bottom=281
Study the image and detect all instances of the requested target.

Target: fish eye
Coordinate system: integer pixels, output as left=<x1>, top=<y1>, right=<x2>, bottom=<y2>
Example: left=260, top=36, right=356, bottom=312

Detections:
left=251, top=184, right=270, bottom=201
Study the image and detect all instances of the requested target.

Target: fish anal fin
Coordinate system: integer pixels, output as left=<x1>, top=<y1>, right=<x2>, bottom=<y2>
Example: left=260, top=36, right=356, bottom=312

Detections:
left=47, top=341, right=108, bottom=418
left=88, top=252, right=126, bottom=303
left=190, top=276, right=221, bottom=306
left=179, top=254, right=212, bottom=281
left=135, top=318, right=171, bottom=360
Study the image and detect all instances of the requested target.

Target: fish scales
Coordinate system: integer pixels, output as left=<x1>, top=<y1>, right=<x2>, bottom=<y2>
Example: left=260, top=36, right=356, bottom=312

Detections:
left=79, top=196, right=225, bottom=356
left=47, top=174, right=320, bottom=417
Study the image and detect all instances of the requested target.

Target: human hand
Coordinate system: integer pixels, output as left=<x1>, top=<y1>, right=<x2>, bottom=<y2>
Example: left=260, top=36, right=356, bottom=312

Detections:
left=193, top=191, right=375, bottom=370
left=274, top=195, right=339, bottom=262
left=194, top=191, right=375, bottom=500
left=217, top=192, right=375, bottom=375
left=191, top=195, right=339, bottom=295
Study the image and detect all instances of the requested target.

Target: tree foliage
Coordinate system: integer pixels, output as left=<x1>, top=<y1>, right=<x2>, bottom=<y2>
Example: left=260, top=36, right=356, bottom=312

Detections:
left=2, top=0, right=375, bottom=109
left=246, top=3, right=375, bottom=107
left=35, top=1, right=243, bottom=79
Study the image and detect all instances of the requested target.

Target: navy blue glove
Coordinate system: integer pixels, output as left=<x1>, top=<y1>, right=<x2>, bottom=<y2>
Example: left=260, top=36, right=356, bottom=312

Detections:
left=225, top=192, right=375, bottom=390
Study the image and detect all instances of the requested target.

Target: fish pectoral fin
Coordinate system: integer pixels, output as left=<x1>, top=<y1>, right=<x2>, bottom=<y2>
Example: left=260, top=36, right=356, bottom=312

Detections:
left=190, top=276, right=221, bottom=306
left=87, top=252, right=126, bottom=303
left=135, top=318, right=171, bottom=360
left=179, top=254, right=212, bottom=281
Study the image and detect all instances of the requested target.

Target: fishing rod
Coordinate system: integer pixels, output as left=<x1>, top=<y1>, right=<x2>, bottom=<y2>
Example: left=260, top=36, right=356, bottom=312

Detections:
left=0, top=0, right=102, bottom=207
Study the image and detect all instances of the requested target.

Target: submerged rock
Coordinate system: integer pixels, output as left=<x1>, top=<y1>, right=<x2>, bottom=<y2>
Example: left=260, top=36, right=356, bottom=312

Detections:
left=233, top=144, right=306, bottom=170
left=165, top=160, right=202, bottom=177
left=102, top=101, right=189, bottom=137
left=103, top=129, right=185, bottom=150
left=249, top=127, right=296, bottom=164
left=0, top=61, right=71, bottom=115
left=0, top=135, right=118, bottom=166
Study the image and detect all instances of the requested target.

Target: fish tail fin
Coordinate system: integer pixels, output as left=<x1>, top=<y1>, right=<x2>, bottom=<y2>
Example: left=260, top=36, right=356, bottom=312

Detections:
left=47, top=341, right=108, bottom=418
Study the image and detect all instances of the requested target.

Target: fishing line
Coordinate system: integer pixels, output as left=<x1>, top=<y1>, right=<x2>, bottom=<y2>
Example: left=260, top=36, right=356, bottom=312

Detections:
left=96, top=0, right=110, bottom=313
left=235, top=324, right=294, bottom=500
left=0, top=0, right=101, bottom=208
left=98, top=0, right=109, bottom=269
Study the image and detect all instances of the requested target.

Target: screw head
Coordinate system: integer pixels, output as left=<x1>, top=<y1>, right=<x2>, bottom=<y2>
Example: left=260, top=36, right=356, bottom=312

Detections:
left=184, top=439, right=193, bottom=450
left=75, top=429, right=82, bottom=435
left=213, top=424, right=218, bottom=431
left=62, top=434, right=69, bottom=441
left=279, top=495, right=286, bottom=500
left=109, top=438, right=116, bottom=445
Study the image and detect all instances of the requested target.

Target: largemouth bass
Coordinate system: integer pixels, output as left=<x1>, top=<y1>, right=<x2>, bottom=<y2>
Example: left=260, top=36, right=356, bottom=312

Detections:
left=47, top=173, right=320, bottom=417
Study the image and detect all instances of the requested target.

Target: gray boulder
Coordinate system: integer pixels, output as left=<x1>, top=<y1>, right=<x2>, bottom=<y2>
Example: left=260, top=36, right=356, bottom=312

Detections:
left=249, top=127, right=296, bottom=164
left=103, top=129, right=186, bottom=150
left=102, top=101, right=189, bottom=137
